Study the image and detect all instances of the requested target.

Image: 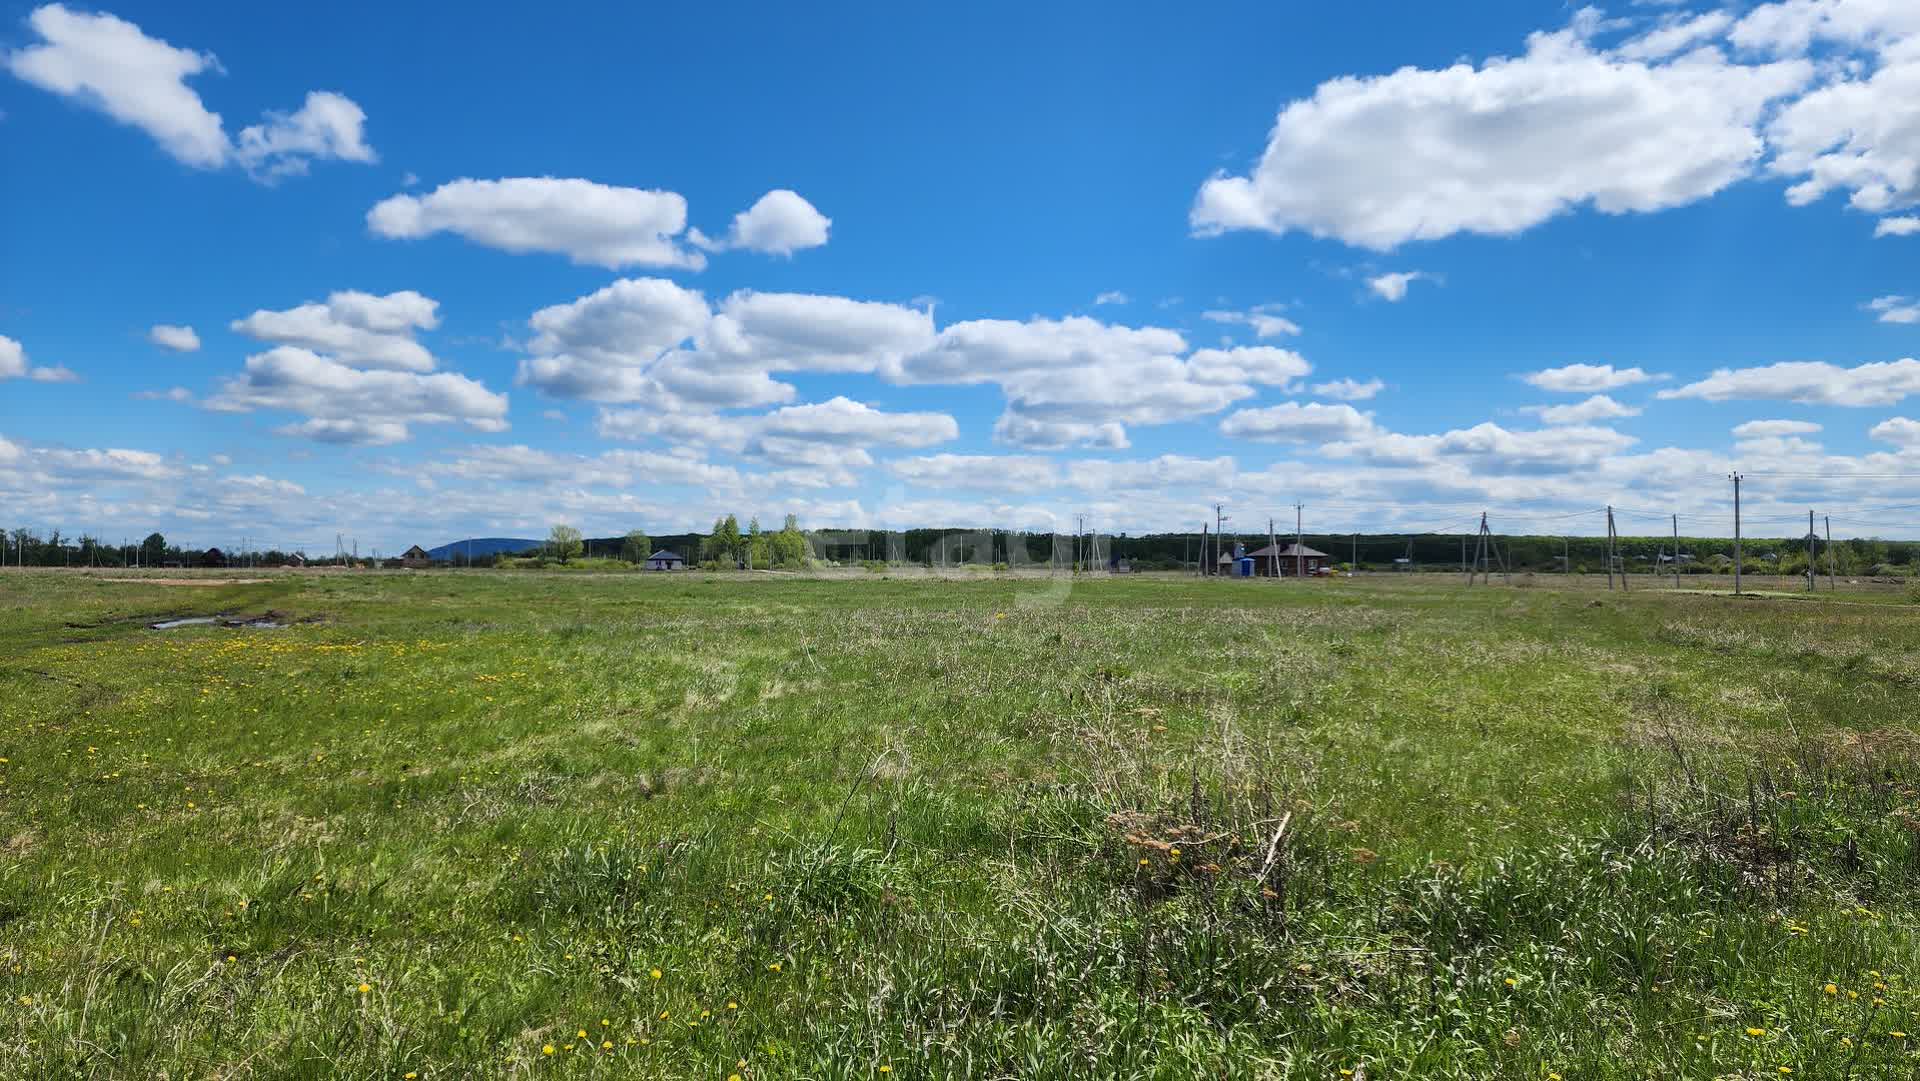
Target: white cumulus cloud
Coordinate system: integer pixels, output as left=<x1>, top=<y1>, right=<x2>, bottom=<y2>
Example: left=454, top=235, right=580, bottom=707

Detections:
left=1869, top=296, right=1920, bottom=324
left=4, top=4, right=373, bottom=179
left=1521, top=394, right=1642, bottom=425
left=232, top=290, right=440, bottom=372
left=368, top=178, right=702, bottom=270
left=1219, top=401, right=1376, bottom=443
left=1732, top=418, right=1822, bottom=438
left=1522, top=363, right=1664, bottom=392
left=1367, top=271, right=1434, bottom=302
left=697, top=189, right=831, bottom=256
left=0, top=333, right=77, bottom=382
left=1311, top=377, right=1385, bottom=401
left=148, top=324, right=200, bottom=352
left=1191, top=16, right=1810, bottom=249
left=1659, top=358, right=1920, bottom=406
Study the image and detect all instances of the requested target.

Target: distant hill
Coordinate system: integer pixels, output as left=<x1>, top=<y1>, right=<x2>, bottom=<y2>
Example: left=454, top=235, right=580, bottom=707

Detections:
left=426, top=538, right=541, bottom=561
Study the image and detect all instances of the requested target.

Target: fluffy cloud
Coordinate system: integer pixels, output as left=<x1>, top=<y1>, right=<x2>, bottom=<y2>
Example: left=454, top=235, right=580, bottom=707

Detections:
left=1201, top=307, right=1302, bottom=338
left=695, top=190, right=831, bottom=256
left=1658, top=358, right=1920, bottom=406
left=148, top=324, right=200, bottom=353
left=705, top=291, right=934, bottom=376
left=1219, top=402, right=1376, bottom=443
left=232, top=290, right=439, bottom=372
left=1732, top=418, right=1822, bottom=438
left=888, top=454, right=1062, bottom=492
left=990, top=415, right=1130, bottom=451
left=902, top=317, right=1302, bottom=449
left=1328, top=422, right=1637, bottom=473
left=1870, top=416, right=1920, bottom=446
left=516, top=278, right=933, bottom=411
left=1311, top=377, right=1385, bottom=401
left=4, top=5, right=373, bottom=178
left=754, top=396, right=956, bottom=449
left=0, top=333, right=77, bottom=382
left=1367, top=271, right=1434, bottom=302
left=1522, top=363, right=1663, bottom=392
left=205, top=347, right=509, bottom=445
left=1192, top=17, right=1810, bottom=248
left=368, top=178, right=702, bottom=270
left=1521, top=394, right=1642, bottom=425
left=1869, top=296, right=1920, bottom=324
left=1065, top=454, right=1233, bottom=492
left=1093, top=291, right=1129, bottom=306
left=1879, top=217, right=1920, bottom=237
left=233, top=91, right=375, bottom=180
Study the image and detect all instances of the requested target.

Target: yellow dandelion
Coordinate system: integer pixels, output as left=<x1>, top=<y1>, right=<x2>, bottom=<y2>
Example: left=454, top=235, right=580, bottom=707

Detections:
left=358, top=982, right=371, bottom=994
left=542, top=1044, right=555, bottom=1056
left=1779, top=1068, right=1793, bottom=1076
left=1747, top=1027, right=1767, bottom=1037
left=1892, top=1031, right=1909, bottom=1039
left=405, top=1074, right=417, bottom=1080
left=1825, top=984, right=1839, bottom=995
left=576, top=1029, right=587, bottom=1039
left=650, top=967, right=663, bottom=979
left=728, top=1001, right=739, bottom=1010
left=880, top=1067, right=892, bottom=1074
left=769, top=962, right=782, bottom=972
left=1504, top=978, right=1516, bottom=987
left=601, top=1040, right=612, bottom=1050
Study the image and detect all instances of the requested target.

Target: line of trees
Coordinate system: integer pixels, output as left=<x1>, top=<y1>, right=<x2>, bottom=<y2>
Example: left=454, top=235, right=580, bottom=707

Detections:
left=698, top=515, right=809, bottom=569
left=0, top=529, right=251, bottom=568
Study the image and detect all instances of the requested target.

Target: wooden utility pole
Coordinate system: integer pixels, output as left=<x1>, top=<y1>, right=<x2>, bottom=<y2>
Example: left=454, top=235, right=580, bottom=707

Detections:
left=1671, top=514, right=1680, bottom=588
left=1350, top=532, right=1357, bottom=574
left=1268, top=517, right=1279, bottom=579
left=1605, top=506, right=1615, bottom=590
left=1198, top=524, right=1207, bottom=576
left=1607, top=506, right=1627, bottom=591
left=1806, top=509, right=1816, bottom=593
left=1294, top=503, right=1304, bottom=580
left=1826, top=515, right=1837, bottom=592
left=1731, top=473, right=1743, bottom=596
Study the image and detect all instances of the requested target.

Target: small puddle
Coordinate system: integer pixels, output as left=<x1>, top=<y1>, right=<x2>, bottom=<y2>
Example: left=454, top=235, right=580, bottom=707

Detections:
left=148, top=614, right=286, bottom=631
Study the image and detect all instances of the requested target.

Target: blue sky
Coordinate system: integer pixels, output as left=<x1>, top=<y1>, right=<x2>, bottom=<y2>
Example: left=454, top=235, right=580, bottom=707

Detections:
left=4, top=1, right=1920, bottom=551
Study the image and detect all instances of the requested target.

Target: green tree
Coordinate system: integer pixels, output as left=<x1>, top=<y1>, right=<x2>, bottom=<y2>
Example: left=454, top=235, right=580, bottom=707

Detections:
left=140, top=532, right=167, bottom=565
left=771, top=514, right=808, bottom=568
left=621, top=529, right=652, bottom=563
left=548, top=524, right=584, bottom=563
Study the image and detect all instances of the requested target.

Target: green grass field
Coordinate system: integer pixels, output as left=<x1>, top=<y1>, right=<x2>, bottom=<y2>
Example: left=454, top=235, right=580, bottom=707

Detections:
left=5, top=569, right=1920, bottom=1079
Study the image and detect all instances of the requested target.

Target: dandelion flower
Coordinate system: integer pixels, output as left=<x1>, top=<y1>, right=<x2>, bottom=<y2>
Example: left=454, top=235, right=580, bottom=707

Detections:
left=542, top=1044, right=555, bottom=1056
left=1747, top=1027, right=1767, bottom=1037
left=1504, top=978, right=1516, bottom=987
left=577, top=1029, right=587, bottom=1039
left=1893, top=1031, right=1909, bottom=1039
left=770, top=962, right=782, bottom=972
left=358, top=983, right=371, bottom=994
left=601, top=1040, right=612, bottom=1050
left=650, top=968, right=663, bottom=980
left=879, top=1068, right=891, bottom=1074
left=728, top=1001, right=738, bottom=1010
left=1825, top=984, right=1839, bottom=995
left=1779, top=1069, right=1793, bottom=1075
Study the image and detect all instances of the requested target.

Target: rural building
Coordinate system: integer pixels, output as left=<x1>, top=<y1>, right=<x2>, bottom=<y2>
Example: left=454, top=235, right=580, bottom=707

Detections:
left=401, top=545, right=433, bottom=568
left=284, top=553, right=306, bottom=568
left=1246, top=542, right=1332, bottom=576
left=645, top=549, right=686, bottom=571
left=200, top=547, right=226, bottom=568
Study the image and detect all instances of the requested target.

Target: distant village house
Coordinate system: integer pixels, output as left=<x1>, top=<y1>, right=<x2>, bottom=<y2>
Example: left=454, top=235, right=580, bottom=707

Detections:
left=401, top=545, right=433, bottom=569
left=645, top=549, right=686, bottom=571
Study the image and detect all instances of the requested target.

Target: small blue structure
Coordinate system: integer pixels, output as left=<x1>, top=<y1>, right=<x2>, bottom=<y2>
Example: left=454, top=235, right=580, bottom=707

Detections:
left=1235, top=556, right=1255, bottom=577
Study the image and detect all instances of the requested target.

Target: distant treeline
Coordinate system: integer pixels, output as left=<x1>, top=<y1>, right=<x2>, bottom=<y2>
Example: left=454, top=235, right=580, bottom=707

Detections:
left=584, top=528, right=1920, bottom=575
left=10, top=524, right=1919, bottom=577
